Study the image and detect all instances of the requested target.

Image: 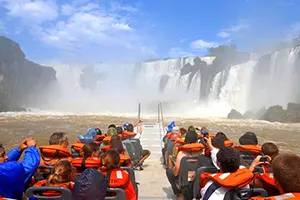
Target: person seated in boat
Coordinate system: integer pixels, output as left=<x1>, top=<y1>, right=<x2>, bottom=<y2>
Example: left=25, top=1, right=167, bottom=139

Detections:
left=163, top=126, right=180, bottom=168
left=204, top=132, right=232, bottom=169
left=249, top=152, right=300, bottom=200
left=200, top=147, right=253, bottom=199
left=166, top=131, right=212, bottom=198
left=39, top=132, right=72, bottom=166
left=72, top=168, right=108, bottom=200
left=124, top=123, right=151, bottom=170
left=0, top=138, right=40, bottom=200
left=110, top=134, right=132, bottom=167
left=94, top=128, right=105, bottom=142
left=108, top=124, right=116, bottom=129
left=250, top=142, right=280, bottom=196
left=99, top=149, right=137, bottom=200
left=100, top=128, right=117, bottom=152
left=34, top=160, right=74, bottom=192
left=233, top=132, right=261, bottom=162
left=72, top=142, right=100, bottom=173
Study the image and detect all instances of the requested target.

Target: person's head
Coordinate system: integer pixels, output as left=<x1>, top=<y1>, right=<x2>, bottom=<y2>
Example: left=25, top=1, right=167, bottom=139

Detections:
left=100, top=149, right=120, bottom=171
left=126, top=124, right=134, bottom=132
left=73, top=168, right=108, bottom=200
left=179, top=128, right=187, bottom=137
left=108, top=124, right=116, bottom=129
left=239, top=132, right=258, bottom=145
left=188, top=125, right=196, bottom=132
left=184, top=131, right=198, bottom=144
left=262, top=142, right=279, bottom=161
left=172, top=126, right=180, bottom=134
left=110, top=134, right=125, bottom=154
left=272, top=153, right=300, bottom=193
left=217, top=147, right=240, bottom=173
left=80, top=142, right=100, bottom=158
left=106, top=128, right=117, bottom=136
left=212, top=132, right=229, bottom=149
left=95, top=128, right=102, bottom=135
left=200, top=127, right=209, bottom=136
left=0, top=144, right=8, bottom=163
left=49, top=132, right=69, bottom=148
left=116, top=126, right=123, bottom=135
left=47, top=160, right=72, bottom=186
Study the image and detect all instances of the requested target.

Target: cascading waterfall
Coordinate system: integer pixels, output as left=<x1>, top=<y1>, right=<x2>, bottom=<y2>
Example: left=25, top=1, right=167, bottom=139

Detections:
left=40, top=45, right=300, bottom=117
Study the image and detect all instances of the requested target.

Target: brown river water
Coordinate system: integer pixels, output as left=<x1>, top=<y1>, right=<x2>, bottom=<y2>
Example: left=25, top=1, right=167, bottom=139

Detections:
left=0, top=113, right=300, bottom=154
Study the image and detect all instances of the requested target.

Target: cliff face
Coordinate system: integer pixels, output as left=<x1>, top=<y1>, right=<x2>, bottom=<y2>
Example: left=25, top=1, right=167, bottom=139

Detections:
left=0, top=36, right=56, bottom=111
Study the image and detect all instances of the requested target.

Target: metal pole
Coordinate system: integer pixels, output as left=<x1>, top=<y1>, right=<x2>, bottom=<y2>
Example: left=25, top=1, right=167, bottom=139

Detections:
left=137, top=103, right=141, bottom=135
left=160, top=102, right=165, bottom=136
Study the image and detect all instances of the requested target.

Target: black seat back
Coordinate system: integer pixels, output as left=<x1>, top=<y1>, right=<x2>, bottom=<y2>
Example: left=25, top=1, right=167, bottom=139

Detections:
left=105, top=188, right=126, bottom=200
left=122, top=139, right=139, bottom=163
left=34, top=166, right=54, bottom=182
left=193, top=166, right=218, bottom=199
left=129, top=139, right=142, bottom=159
left=26, top=186, right=72, bottom=200
left=122, top=167, right=138, bottom=195
left=240, top=152, right=261, bottom=165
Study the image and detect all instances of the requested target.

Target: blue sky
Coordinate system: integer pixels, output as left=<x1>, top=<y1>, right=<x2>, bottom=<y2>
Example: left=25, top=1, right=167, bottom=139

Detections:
left=0, top=0, right=300, bottom=63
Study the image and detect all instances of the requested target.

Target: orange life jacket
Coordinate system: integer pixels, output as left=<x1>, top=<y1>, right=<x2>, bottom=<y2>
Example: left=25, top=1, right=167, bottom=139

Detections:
left=33, top=180, right=74, bottom=196
left=123, top=131, right=137, bottom=139
left=101, top=168, right=137, bottom=200
left=101, top=145, right=111, bottom=152
left=103, top=136, right=112, bottom=144
left=40, top=145, right=71, bottom=163
left=71, top=143, right=84, bottom=152
left=175, top=138, right=185, bottom=144
left=179, top=143, right=205, bottom=152
left=200, top=168, right=254, bottom=189
left=249, top=193, right=300, bottom=200
left=233, top=145, right=262, bottom=154
left=96, top=135, right=105, bottom=141
left=120, top=154, right=131, bottom=166
left=198, top=133, right=215, bottom=140
left=76, top=140, right=101, bottom=146
left=71, top=157, right=101, bottom=169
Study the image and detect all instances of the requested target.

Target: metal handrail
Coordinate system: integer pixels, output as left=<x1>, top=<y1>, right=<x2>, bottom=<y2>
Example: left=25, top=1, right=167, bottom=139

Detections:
left=157, top=102, right=165, bottom=148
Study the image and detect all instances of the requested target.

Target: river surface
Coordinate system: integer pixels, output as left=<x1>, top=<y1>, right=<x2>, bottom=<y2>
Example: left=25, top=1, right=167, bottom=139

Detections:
left=1, top=113, right=300, bottom=154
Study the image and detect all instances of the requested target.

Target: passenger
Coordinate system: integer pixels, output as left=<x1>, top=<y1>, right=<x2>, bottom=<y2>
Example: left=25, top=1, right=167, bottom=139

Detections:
left=100, top=128, right=117, bottom=152
left=200, top=148, right=253, bottom=199
left=188, top=125, right=196, bottom=132
left=72, top=142, right=100, bottom=172
left=110, top=134, right=132, bottom=167
left=164, top=126, right=180, bottom=168
left=100, top=150, right=137, bottom=200
left=205, top=132, right=230, bottom=169
left=78, top=128, right=98, bottom=144
left=250, top=142, right=280, bottom=196
left=166, top=131, right=212, bottom=198
left=108, top=124, right=116, bottom=129
left=39, top=132, right=72, bottom=166
left=249, top=153, right=300, bottom=200
left=72, top=168, right=108, bottom=200
left=239, top=131, right=258, bottom=145
left=125, top=124, right=151, bottom=170
left=116, top=126, right=124, bottom=135
left=95, top=128, right=105, bottom=142
left=34, top=160, right=74, bottom=191
left=0, top=138, right=40, bottom=200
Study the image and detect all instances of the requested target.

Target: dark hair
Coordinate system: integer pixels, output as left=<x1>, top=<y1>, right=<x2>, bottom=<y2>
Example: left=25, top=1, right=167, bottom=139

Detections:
left=47, top=160, right=72, bottom=186
left=95, top=128, right=102, bottom=135
left=0, top=144, right=5, bottom=157
left=272, top=153, right=300, bottom=193
left=262, top=142, right=279, bottom=161
left=108, top=124, right=116, bottom=129
left=49, top=132, right=68, bottom=145
left=217, top=148, right=240, bottom=173
left=116, top=126, right=123, bottom=135
left=179, top=128, right=188, bottom=136
left=126, top=124, right=134, bottom=132
left=212, top=132, right=228, bottom=149
left=239, top=132, right=258, bottom=145
left=184, top=131, right=198, bottom=144
left=110, top=134, right=125, bottom=154
left=100, top=149, right=120, bottom=171
left=81, top=142, right=99, bottom=158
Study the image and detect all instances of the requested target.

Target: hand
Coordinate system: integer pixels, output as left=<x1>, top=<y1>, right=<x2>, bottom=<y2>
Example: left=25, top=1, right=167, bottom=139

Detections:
left=26, top=138, right=37, bottom=147
left=19, top=138, right=28, bottom=151
left=205, top=137, right=212, bottom=146
left=251, top=155, right=271, bottom=168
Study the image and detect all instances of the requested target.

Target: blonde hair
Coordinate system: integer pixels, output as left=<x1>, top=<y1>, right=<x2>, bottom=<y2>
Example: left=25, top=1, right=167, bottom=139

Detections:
left=47, top=160, right=72, bottom=186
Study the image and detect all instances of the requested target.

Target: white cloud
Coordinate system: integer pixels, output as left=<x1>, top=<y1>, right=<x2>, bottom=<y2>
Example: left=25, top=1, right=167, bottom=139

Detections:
left=2, top=0, right=58, bottom=24
left=217, top=23, right=248, bottom=38
left=190, top=39, right=218, bottom=49
left=169, top=47, right=194, bottom=57
left=287, top=22, right=300, bottom=39
left=114, top=23, right=133, bottom=31
left=110, top=2, right=138, bottom=12
left=61, top=4, right=74, bottom=16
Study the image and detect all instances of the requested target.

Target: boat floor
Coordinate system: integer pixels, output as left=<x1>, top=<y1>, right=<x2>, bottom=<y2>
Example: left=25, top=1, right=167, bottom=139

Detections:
left=135, top=160, right=176, bottom=200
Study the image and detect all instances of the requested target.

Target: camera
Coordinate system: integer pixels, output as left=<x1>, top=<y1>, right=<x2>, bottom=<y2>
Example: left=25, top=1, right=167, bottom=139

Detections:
left=259, top=156, right=268, bottom=162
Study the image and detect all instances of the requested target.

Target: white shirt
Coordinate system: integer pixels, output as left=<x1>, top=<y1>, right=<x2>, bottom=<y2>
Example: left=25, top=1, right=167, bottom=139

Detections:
left=210, top=148, right=220, bottom=170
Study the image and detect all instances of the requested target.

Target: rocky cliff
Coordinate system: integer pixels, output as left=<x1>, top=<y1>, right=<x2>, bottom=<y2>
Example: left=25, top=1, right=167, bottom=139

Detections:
left=0, top=36, right=56, bottom=111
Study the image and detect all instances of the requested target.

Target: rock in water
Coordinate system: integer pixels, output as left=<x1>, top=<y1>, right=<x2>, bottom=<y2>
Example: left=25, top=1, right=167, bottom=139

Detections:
left=0, top=36, right=56, bottom=111
left=260, top=105, right=287, bottom=122
left=227, top=109, right=245, bottom=119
